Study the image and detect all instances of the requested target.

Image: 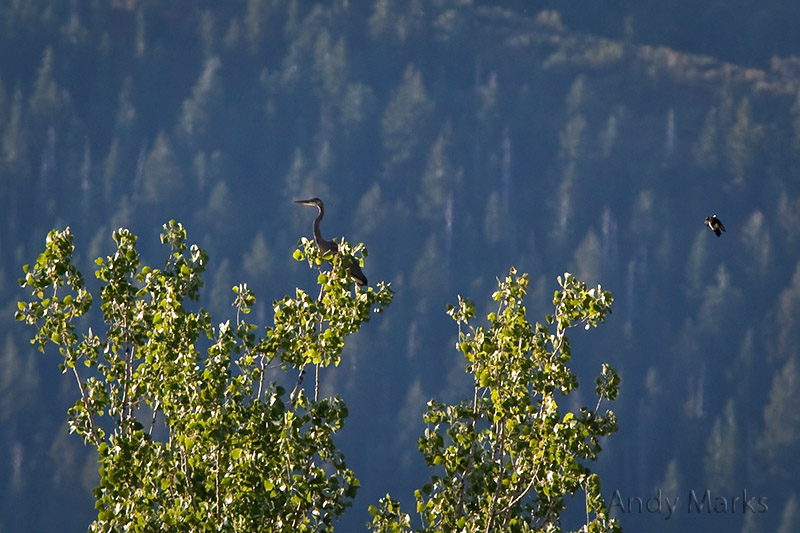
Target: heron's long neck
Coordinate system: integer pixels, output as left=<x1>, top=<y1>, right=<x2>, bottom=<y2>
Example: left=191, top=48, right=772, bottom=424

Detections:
left=313, top=207, right=325, bottom=248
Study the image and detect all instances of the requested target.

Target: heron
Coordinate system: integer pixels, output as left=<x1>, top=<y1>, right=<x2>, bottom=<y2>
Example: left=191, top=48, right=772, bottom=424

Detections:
left=704, top=214, right=726, bottom=237
left=295, top=197, right=368, bottom=286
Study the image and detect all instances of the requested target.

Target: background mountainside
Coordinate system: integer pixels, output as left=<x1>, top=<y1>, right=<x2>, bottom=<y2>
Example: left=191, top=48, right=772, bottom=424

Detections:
left=1, top=2, right=799, bottom=531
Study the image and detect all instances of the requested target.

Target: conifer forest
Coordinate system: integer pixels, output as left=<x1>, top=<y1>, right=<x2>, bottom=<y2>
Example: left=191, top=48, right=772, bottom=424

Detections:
left=2, top=1, right=800, bottom=531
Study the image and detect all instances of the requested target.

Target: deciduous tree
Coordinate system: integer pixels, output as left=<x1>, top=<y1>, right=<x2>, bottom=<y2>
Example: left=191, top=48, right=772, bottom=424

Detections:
left=370, top=269, right=620, bottom=533
left=16, top=222, right=392, bottom=531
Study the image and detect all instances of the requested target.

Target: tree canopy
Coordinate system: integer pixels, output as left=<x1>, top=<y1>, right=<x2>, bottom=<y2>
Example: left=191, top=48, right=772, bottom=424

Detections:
left=18, top=224, right=618, bottom=532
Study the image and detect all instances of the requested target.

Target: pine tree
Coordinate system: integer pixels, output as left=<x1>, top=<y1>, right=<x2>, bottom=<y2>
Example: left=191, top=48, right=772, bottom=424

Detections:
left=572, top=229, right=603, bottom=286
left=418, top=122, right=460, bottom=221
left=139, top=131, right=183, bottom=205
left=381, top=64, right=434, bottom=166
left=757, top=356, right=800, bottom=483
left=776, top=262, right=800, bottom=362
left=703, top=399, right=738, bottom=489
left=177, top=56, right=223, bottom=149
left=777, top=494, right=799, bottom=533
left=725, top=97, right=763, bottom=185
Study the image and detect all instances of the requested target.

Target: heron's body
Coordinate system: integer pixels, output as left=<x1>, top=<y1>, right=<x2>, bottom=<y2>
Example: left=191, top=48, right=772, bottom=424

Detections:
left=295, top=198, right=368, bottom=286
left=704, top=214, right=726, bottom=237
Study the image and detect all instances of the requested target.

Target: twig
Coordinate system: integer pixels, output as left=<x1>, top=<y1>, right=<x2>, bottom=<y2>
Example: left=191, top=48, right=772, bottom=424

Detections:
left=121, top=344, right=133, bottom=437
left=290, top=366, right=307, bottom=407
left=315, top=364, right=320, bottom=402
left=62, top=327, right=101, bottom=446
left=457, top=379, right=480, bottom=516
left=257, top=352, right=266, bottom=401
left=484, top=415, right=507, bottom=533
left=149, top=398, right=160, bottom=436
left=70, top=364, right=101, bottom=446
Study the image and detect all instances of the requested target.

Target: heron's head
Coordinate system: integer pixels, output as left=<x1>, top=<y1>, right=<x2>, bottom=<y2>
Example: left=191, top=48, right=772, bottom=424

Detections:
left=295, top=198, right=324, bottom=209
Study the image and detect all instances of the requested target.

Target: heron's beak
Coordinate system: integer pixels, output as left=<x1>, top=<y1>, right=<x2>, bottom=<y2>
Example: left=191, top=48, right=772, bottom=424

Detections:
left=295, top=199, right=314, bottom=205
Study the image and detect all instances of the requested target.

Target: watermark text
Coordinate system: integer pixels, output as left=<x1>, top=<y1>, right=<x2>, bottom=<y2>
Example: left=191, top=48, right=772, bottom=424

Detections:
left=609, top=489, right=767, bottom=520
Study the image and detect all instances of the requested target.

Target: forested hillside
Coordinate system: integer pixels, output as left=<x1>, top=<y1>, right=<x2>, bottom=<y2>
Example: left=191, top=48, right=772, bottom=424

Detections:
left=1, top=1, right=799, bottom=531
